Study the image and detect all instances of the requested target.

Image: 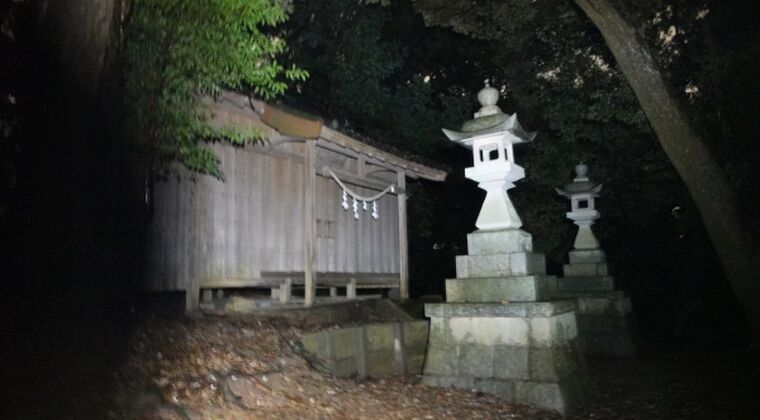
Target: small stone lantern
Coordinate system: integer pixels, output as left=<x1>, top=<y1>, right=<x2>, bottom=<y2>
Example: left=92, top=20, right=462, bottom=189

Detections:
left=556, top=163, right=603, bottom=249
left=442, top=84, right=536, bottom=230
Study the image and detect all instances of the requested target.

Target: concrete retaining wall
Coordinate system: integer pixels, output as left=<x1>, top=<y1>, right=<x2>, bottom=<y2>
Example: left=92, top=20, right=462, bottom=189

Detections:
left=300, top=320, right=429, bottom=378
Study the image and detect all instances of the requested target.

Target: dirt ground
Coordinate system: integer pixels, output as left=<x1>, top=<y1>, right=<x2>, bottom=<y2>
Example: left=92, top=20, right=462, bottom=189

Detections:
left=108, top=307, right=760, bottom=419
left=4, top=302, right=759, bottom=419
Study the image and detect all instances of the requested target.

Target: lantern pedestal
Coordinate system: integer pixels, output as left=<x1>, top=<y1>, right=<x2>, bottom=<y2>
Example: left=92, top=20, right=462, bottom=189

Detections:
left=557, top=249, right=636, bottom=357
left=423, top=228, right=589, bottom=416
left=556, top=164, right=636, bottom=357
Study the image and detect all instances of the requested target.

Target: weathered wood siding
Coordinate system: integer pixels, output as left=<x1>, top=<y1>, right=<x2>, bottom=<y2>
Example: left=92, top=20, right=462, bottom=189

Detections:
left=147, top=141, right=400, bottom=291
left=315, top=177, right=399, bottom=274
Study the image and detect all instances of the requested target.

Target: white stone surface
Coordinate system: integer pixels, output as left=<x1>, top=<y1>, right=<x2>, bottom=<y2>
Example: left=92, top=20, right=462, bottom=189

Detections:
left=568, top=249, right=606, bottom=264
left=464, top=132, right=526, bottom=230
left=467, top=229, right=533, bottom=255
left=557, top=163, right=603, bottom=251
left=572, top=223, right=600, bottom=250
left=445, top=275, right=557, bottom=303
left=529, top=312, right=578, bottom=347
left=449, top=317, right=530, bottom=346
left=444, top=87, right=536, bottom=232
left=455, top=252, right=546, bottom=278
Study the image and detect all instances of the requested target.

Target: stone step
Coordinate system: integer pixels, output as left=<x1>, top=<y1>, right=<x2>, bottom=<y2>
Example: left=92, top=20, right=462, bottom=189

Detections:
left=552, top=290, right=624, bottom=300
left=575, top=295, right=632, bottom=316
left=425, top=304, right=579, bottom=348
left=568, top=249, right=606, bottom=264
left=557, top=276, right=615, bottom=292
left=446, top=275, right=557, bottom=303
left=563, top=262, right=609, bottom=277
left=455, top=252, right=546, bottom=278
left=425, top=300, right=577, bottom=319
left=467, top=229, right=533, bottom=255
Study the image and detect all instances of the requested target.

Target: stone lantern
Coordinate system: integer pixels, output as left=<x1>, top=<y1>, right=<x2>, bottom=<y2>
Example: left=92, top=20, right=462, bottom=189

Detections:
left=423, top=85, right=589, bottom=416
left=555, top=163, right=603, bottom=250
left=443, top=84, right=535, bottom=230
left=555, top=163, right=636, bottom=357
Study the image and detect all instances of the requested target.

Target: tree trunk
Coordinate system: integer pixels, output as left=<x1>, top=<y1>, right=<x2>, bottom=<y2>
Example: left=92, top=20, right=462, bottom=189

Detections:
left=574, top=0, right=760, bottom=345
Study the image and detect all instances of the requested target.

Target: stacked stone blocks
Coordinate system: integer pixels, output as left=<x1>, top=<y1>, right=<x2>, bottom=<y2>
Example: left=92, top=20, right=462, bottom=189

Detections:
left=300, top=320, right=428, bottom=378
left=558, top=249, right=636, bottom=356
left=424, top=229, right=589, bottom=415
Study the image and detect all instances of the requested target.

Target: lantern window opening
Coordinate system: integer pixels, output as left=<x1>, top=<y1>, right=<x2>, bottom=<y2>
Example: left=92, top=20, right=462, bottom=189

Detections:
left=578, top=199, right=589, bottom=209
left=477, top=141, right=504, bottom=163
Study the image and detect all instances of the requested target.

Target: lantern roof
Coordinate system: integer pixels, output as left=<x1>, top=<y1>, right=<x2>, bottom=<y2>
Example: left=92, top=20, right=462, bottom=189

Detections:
left=556, top=162, right=603, bottom=196
left=442, top=84, right=536, bottom=148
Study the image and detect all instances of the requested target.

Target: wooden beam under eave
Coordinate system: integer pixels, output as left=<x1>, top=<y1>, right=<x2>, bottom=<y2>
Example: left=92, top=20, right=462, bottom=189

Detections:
left=304, top=140, right=318, bottom=306
left=321, top=167, right=406, bottom=195
left=320, top=127, right=447, bottom=182
left=397, top=170, right=409, bottom=300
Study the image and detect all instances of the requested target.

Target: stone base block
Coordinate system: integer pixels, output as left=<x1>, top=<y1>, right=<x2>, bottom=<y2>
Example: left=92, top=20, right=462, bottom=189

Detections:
left=557, top=276, right=614, bottom=292
left=467, top=229, right=533, bottom=255
left=514, top=374, right=589, bottom=416
left=446, top=276, right=557, bottom=303
left=422, top=374, right=588, bottom=416
left=456, top=252, right=546, bottom=278
left=424, top=302, right=590, bottom=414
left=564, top=262, right=609, bottom=277
left=426, top=301, right=577, bottom=319
left=576, top=295, right=632, bottom=316
left=425, top=302, right=580, bottom=349
left=423, top=338, right=588, bottom=415
left=300, top=320, right=429, bottom=378
left=551, top=295, right=636, bottom=357
left=568, top=249, right=606, bottom=264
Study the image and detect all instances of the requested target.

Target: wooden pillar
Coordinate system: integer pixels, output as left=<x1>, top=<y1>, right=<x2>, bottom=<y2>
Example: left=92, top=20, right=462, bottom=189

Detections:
left=280, top=277, right=292, bottom=304
left=304, top=140, right=317, bottom=306
left=397, top=170, right=409, bottom=300
left=347, top=278, right=357, bottom=299
left=185, top=284, right=200, bottom=313
left=201, top=289, right=213, bottom=303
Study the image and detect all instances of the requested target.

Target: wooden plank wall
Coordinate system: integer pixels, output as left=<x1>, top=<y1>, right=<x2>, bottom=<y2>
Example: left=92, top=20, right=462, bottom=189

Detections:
left=315, top=177, right=399, bottom=274
left=147, top=141, right=400, bottom=291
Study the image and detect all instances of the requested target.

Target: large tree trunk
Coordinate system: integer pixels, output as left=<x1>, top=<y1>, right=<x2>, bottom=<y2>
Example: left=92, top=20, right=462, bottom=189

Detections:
left=574, top=0, right=760, bottom=345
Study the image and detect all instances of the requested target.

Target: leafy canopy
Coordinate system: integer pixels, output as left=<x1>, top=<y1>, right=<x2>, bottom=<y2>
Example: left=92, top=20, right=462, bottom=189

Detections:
left=123, top=0, right=307, bottom=178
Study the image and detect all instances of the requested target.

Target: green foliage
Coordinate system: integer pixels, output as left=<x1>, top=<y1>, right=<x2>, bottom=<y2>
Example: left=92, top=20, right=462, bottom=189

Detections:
left=284, top=0, right=479, bottom=161
left=284, top=0, right=485, bottom=252
left=1, top=1, right=24, bottom=217
left=285, top=0, right=703, bottom=290
left=123, top=0, right=307, bottom=179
